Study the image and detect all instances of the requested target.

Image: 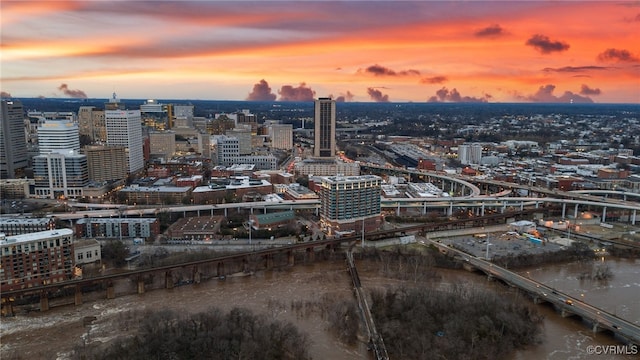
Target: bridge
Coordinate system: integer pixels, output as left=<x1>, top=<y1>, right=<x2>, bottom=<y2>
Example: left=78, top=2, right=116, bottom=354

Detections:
left=431, top=241, right=640, bottom=346
left=346, top=250, right=389, bottom=360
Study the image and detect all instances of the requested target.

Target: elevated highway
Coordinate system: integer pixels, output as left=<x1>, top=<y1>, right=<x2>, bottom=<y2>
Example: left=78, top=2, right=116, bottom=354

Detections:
left=432, top=241, right=640, bottom=345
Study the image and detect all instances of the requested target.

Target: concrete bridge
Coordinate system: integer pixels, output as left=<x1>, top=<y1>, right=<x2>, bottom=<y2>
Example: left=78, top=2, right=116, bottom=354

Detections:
left=433, top=241, right=640, bottom=346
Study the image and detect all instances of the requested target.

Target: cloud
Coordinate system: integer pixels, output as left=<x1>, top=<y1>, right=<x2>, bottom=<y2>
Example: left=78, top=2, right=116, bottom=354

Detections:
left=334, top=91, right=355, bottom=102
left=580, top=84, right=601, bottom=96
left=1, top=91, right=11, bottom=98
left=427, top=87, right=491, bottom=103
left=474, top=24, right=504, bottom=37
left=278, top=83, right=316, bottom=101
left=525, top=34, right=570, bottom=54
left=57, top=83, right=87, bottom=98
left=597, top=48, right=640, bottom=62
left=361, top=64, right=420, bottom=77
left=246, top=79, right=277, bottom=101
left=367, top=88, right=390, bottom=102
left=420, top=76, right=448, bottom=84
left=524, top=84, right=593, bottom=103
left=542, top=66, right=610, bottom=73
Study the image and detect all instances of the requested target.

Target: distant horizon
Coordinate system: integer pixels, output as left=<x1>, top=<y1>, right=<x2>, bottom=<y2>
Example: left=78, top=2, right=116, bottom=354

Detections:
left=6, top=96, right=640, bottom=107
left=2, top=2, right=638, bottom=104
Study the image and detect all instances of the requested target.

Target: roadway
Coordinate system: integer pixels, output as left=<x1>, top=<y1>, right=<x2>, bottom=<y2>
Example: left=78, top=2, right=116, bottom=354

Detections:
left=51, top=194, right=640, bottom=222
left=430, top=241, right=640, bottom=345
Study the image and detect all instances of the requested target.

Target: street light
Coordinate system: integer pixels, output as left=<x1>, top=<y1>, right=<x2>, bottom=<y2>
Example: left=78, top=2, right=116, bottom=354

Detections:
left=248, top=219, right=254, bottom=246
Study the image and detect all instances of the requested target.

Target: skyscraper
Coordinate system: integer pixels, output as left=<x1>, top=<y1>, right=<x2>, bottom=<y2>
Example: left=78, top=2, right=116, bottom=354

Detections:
left=105, top=100, right=144, bottom=173
left=78, top=106, right=106, bottom=143
left=33, top=120, right=88, bottom=199
left=0, top=99, right=28, bottom=178
left=313, top=97, right=336, bottom=158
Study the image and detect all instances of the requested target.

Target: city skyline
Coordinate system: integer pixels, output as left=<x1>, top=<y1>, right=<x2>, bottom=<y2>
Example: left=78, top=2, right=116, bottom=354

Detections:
left=2, top=1, right=639, bottom=103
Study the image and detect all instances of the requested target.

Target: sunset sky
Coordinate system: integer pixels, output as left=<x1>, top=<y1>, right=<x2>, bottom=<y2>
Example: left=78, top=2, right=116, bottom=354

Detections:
left=2, top=1, right=639, bottom=103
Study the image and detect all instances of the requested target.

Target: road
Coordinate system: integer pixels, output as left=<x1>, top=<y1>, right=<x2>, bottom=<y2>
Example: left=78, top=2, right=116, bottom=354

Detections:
left=430, top=240, right=640, bottom=345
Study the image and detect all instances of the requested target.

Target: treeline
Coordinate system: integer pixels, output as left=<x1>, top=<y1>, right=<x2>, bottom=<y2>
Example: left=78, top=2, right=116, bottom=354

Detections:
left=74, top=307, right=311, bottom=360
left=369, top=285, right=543, bottom=360
left=490, top=242, right=594, bottom=269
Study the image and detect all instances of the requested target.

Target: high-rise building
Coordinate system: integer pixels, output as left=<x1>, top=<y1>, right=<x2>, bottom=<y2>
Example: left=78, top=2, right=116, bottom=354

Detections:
left=105, top=103, right=144, bottom=173
left=216, top=135, right=239, bottom=166
left=83, top=145, right=128, bottom=183
left=37, top=120, right=80, bottom=154
left=78, top=106, right=106, bottom=143
left=313, top=97, right=336, bottom=158
left=270, top=124, right=293, bottom=150
left=33, top=120, right=88, bottom=199
left=140, top=99, right=168, bottom=129
left=319, top=174, right=382, bottom=235
left=458, top=143, right=483, bottom=165
left=0, top=99, right=28, bottom=178
left=149, top=130, right=176, bottom=161
left=226, top=127, right=252, bottom=155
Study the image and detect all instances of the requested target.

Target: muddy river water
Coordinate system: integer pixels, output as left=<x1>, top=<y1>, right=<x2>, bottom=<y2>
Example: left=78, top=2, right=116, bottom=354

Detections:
left=1, top=256, right=638, bottom=359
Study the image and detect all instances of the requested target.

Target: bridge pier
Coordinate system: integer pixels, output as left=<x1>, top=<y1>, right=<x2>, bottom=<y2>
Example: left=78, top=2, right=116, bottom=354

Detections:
left=217, top=262, right=225, bottom=277
left=264, top=255, right=273, bottom=269
left=74, top=284, right=83, bottom=305
left=532, top=296, right=546, bottom=304
left=287, top=250, right=295, bottom=266
left=462, top=263, right=475, bottom=272
left=592, top=321, right=602, bottom=333
left=306, top=247, right=315, bottom=262
left=137, top=277, right=146, bottom=294
left=561, top=309, right=574, bottom=318
left=165, top=271, right=174, bottom=289
left=39, top=292, right=49, bottom=312
left=1, top=298, right=14, bottom=316
left=106, top=281, right=115, bottom=299
left=193, top=266, right=201, bottom=284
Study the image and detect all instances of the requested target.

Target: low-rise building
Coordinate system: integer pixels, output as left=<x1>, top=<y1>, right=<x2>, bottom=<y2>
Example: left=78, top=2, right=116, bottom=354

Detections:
left=0, top=217, right=55, bottom=236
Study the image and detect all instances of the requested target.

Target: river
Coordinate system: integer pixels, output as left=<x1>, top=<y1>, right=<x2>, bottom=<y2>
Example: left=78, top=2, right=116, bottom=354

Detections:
left=511, top=256, right=639, bottom=360
left=1, top=257, right=638, bottom=359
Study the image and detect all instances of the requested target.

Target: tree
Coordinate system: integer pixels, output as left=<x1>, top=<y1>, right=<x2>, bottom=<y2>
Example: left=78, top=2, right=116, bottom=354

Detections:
left=101, top=240, right=129, bottom=267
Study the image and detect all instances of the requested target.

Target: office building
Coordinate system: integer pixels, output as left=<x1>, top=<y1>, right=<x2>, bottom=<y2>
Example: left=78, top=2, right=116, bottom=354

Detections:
left=78, top=106, right=106, bottom=143
left=216, top=135, right=240, bottom=166
left=270, top=124, right=293, bottom=150
left=226, top=127, right=252, bottom=155
left=0, top=99, right=28, bottom=178
left=1, top=229, right=75, bottom=292
left=319, top=175, right=382, bottom=235
left=33, top=120, right=89, bottom=199
left=83, top=145, right=128, bottom=183
left=314, top=97, right=336, bottom=158
left=149, top=130, right=176, bottom=161
left=37, top=120, right=81, bottom=154
left=105, top=99, right=144, bottom=173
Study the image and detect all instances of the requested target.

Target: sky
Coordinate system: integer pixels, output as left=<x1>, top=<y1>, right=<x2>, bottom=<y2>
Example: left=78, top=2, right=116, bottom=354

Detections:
left=1, top=1, right=639, bottom=103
